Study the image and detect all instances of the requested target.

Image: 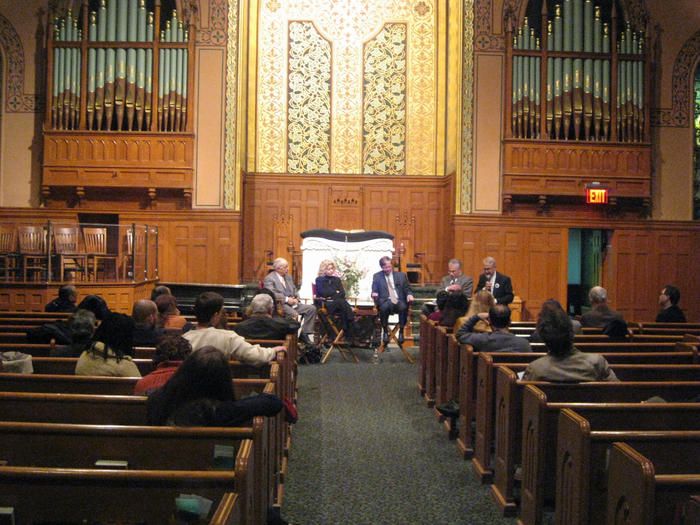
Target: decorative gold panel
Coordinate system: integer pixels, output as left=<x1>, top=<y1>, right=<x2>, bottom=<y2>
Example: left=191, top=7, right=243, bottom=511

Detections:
left=363, top=23, right=407, bottom=175
left=287, top=21, right=331, bottom=173
left=256, top=0, right=436, bottom=174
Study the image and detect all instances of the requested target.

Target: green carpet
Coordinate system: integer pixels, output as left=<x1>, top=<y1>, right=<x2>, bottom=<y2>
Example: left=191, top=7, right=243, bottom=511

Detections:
left=282, top=345, right=518, bottom=524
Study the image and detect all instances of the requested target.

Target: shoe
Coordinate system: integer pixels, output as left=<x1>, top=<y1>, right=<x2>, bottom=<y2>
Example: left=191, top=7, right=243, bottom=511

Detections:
left=382, top=332, right=389, bottom=345
left=397, top=331, right=405, bottom=345
left=300, top=333, right=313, bottom=346
left=436, top=400, right=460, bottom=418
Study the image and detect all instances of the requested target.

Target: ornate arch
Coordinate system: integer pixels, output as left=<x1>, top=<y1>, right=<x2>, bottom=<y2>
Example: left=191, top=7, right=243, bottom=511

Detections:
left=653, top=29, right=700, bottom=128
left=192, top=0, right=227, bottom=46
left=0, top=14, right=38, bottom=113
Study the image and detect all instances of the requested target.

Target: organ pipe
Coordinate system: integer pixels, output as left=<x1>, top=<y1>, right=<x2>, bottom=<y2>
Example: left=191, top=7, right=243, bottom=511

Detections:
left=509, top=0, right=646, bottom=143
left=47, top=0, right=192, bottom=133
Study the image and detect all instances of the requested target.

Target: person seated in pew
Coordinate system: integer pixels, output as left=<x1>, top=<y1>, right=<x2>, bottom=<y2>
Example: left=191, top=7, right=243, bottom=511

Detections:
left=50, top=309, right=97, bottom=357
left=134, top=335, right=192, bottom=396
left=529, top=299, right=582, bottom=342
left=150, top=284, right=172, bottom=302
left=523, top=304, right=618, bottom=382
left=147, top=346, right=283, bottom=426
left=580, top=286, right=625, bottom=328
left=75, top=313, right=142, bottom=377
left=77, top=294, right=111, bottom=321
left=429, top=291, right=470, bottom=328
left=183, top=292, right=285, bottom=366
left=155, top=293, right=193, bottom=332
left=132, top=299, right=166, bottom=346
left=235, top=294, right=300, bottom=341
left=656, top=284, right=687, bottom=323
left=456, top=304, right=531, bottom=353
left=454, top=289, right=496, bottom=333
left=44, top=284, right=78, bottom=313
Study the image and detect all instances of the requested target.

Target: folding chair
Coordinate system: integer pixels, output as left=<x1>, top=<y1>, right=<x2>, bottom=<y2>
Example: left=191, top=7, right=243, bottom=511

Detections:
left=317, top=299, right=358, bottom=363
left=376, top=303, right=415, bottom=364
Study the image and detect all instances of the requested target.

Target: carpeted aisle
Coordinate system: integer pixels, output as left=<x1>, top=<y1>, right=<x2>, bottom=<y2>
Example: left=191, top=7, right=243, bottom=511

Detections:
left=282, top=345, right=517, bottom=524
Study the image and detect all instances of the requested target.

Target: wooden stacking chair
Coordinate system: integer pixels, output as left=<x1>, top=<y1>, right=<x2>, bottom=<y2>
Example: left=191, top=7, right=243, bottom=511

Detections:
left=0, top=225, right=18, bottom=281
left=17, top=225, right=49, bottom=281
left=83, top=227, right=118, bottom=281
left=52, top=226, right=87, bottom=281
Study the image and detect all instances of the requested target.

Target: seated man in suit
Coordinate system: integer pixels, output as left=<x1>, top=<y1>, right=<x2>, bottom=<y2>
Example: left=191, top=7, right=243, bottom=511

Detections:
left=263, top=257, right=317, bottom=345
left=371, top=256, right=414, bottom=345
left=422, top=258, right=473, bottom=315
left=476, top=256, right=514, bottom=305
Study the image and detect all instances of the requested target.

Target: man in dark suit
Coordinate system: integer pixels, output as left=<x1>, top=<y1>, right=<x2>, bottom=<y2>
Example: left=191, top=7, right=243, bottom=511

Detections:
left=476, top=256, right=514, bottom=305
left=263, top=257, right=317, bottom=345
left=371, top=256, right=414, bottom=344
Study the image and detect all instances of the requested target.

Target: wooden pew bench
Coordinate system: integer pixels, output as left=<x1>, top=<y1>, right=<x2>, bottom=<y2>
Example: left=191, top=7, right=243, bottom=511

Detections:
left=0, top=466, right=245, bottom=524
left=455, top=341, right=693, bottom=461
left=551, top=405, right=700, bottom=525
left=607, top=440, right=700, bottom=525
left=0, top=422, right=263, bottom=523
left=491, top=369, right=700, bottom=516
left=470, top=349, right=699, bottom=483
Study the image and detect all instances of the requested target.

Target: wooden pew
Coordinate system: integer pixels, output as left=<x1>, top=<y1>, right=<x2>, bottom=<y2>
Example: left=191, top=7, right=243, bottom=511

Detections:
left=454, top=341, right=690, bottom=461
left=607, top=440, right=700, bottom=525
left=0, top=311, right=71, bottom=319
left=552, top=405, right=700, bottom=525
left=491, top=370, right=700, bottom=516
left=684, top=495, right=700, bottom=525
left=0, top=332, right=27, bottom=344
left=422, top=317, right=437, bottom=406
left=433, top=325, right=450, bottom=408
left=418, top=315, right=431, bottom=396
left=0, top=466, right=245, bottom=524
left=0, top=342, right=60, bottom=357
left=470, top=348, right=699, bottom=483
left=0, top=422, right=262, bottom=523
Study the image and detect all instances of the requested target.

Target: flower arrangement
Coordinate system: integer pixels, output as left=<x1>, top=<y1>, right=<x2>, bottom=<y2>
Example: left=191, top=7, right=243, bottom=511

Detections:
left=333, top=255, right=367, bottom=297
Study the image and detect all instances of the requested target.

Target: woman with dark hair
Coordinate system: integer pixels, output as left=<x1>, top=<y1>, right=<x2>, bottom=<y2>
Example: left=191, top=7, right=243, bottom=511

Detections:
left=76, top=294, right=111, bottom=321
left=147, top=346, right=283, bottom=426
left=75, top=313, right=141, bottom=377
left=155, top=294, right=192, bottom=331
left=134, top=335, right=192, bottom=395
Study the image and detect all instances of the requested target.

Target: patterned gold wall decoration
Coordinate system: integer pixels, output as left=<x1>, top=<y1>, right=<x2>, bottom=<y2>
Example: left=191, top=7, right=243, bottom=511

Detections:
left=256, top=0, right=436, bottom=175
left=461, top=0, right=475, bottom=213
left=287, top=21, right=331, bottom=173
left=362, top=23, right=407, bottom=175
left=224, top=0, right=239, bottom=209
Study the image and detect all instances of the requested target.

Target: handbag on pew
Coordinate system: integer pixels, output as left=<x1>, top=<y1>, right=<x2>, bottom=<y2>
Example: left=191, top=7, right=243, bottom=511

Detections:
left=0, top=351, right=33, bottom=374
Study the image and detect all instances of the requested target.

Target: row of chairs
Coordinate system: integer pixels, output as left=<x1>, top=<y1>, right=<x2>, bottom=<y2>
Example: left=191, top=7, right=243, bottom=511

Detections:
left=0, top=224, right=120, bottom=282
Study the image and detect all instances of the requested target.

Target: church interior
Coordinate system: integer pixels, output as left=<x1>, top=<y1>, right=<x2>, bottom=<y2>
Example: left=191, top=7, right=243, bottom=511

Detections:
left=0, top=0, right=699, bottom=523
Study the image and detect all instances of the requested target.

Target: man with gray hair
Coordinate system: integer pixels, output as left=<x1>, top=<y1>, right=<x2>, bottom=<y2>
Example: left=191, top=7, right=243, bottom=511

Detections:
left=263, top=257, right=317, bottom=345
left=132, top=299, right=165, bottom=346
left=422, top=258, right=473, bottom=315
left=476, top=256, right=514, bottom=305
left=580, top=285, right=625, bottom=328
left=235, top=294, right=300, bottom=340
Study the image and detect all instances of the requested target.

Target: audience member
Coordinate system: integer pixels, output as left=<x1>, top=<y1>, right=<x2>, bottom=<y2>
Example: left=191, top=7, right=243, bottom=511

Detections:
left=134, top=335, right=192, bottom=395
left=476, top=256, right=514, bottom=305
left=77, top=294, right=110, bottom=320
left=155, top=294, right=192, bottom=331
left=523, top=305, right=618, bottom=381
left=45, top=284, right=78, bottom=313
left=423, top=259, right=473, bottom=315
left=146, top=346, right=283, bottom=426
left=529, top=299, right=582, bottom=342
left=429, top=291, right=469, bottom=327
left=656, top=284, right=687, bottom=323
left=246, top=288, right=284, bottom=318
left=428, top=291, right=451, bottom=322
left=580, top=286, right=624, bottom=328
left=315, top=259, right=356, bottom=339
left=183, top=292, right=283, bottom=366
left=456, top=304, right=531, bottom=352
left=131, top=299, right=165, bottom=346
left=603, top=318, right=631, bottom=340
left=75, top=313, right=141, bottom=377
left=454, top=290, right=496, bottom=333
left=235, top=294, right=300, bottom=340
left=263, top=257, right=317, bottom=346
left=51, top=309, right=97, bottom=357
left=150, top=285, right=172, bottom=302
left=371, top=256, right=414, bottom=345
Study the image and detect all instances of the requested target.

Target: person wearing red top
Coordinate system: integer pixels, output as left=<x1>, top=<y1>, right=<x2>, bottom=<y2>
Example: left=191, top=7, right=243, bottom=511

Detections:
left=133, top=335, right=192, bottom=396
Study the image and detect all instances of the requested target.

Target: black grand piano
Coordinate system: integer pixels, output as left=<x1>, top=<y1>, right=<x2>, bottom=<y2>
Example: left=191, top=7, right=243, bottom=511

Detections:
left=160, top=282, right=248, bottom=315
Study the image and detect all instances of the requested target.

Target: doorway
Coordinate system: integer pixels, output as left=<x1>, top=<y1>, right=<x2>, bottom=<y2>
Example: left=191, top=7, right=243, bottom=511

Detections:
left=567, top=229, right=608, bottom=315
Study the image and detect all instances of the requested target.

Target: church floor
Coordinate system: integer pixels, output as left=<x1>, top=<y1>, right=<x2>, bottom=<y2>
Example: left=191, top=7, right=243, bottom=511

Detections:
left=281, top=344, right=518, bottom=524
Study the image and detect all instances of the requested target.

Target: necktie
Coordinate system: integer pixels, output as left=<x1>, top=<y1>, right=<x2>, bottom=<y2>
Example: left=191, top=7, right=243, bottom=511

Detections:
left=387, top=275, right=398, bottom=304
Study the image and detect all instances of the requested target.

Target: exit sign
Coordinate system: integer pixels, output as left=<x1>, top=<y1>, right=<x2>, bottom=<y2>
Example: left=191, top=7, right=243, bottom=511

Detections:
left=585, top=185, right=609, bottom=204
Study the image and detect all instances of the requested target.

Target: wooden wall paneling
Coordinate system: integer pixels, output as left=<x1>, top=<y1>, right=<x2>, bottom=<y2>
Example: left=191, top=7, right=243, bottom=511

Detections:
left=610, top=230, right=653, bottom=321
left=328, top=186, right=363, bottom=230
